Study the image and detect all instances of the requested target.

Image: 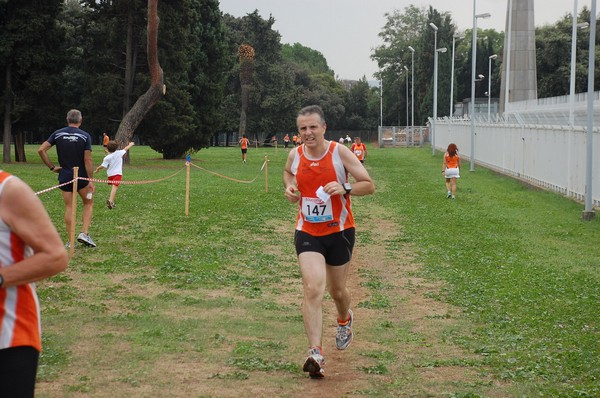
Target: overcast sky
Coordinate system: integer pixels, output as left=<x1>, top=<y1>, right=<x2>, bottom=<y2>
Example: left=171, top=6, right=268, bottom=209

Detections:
left=219, top=0, right=593, bottom=81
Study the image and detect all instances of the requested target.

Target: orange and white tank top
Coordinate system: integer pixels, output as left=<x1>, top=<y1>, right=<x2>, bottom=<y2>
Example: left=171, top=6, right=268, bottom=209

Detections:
left=0, top=171, right=41, bottom=352
left=291, top=141, right=355, bottom=236
left=445, top=153, right=460, bottom=169
left=351, top=143, right=366, bottom=161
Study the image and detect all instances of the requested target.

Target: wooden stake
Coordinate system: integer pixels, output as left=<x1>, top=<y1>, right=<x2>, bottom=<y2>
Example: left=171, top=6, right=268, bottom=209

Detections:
left=265, top=154, right=269, bottom=193
left=69, top=167, right=78, bottom=257
left=185, top=160, right=190, bottom=216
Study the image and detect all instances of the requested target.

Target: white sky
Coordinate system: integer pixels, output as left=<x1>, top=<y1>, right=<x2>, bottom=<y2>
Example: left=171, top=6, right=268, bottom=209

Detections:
left=219, top=0, right=593, bottom=81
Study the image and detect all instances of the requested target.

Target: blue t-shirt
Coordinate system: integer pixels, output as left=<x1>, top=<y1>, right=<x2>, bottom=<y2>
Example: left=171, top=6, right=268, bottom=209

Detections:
left=47, top=126, right=92, bottom=181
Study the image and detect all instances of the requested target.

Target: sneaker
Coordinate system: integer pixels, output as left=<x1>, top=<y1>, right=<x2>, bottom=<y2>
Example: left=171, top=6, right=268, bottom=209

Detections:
left=106, top=200, right=116, bottom=209
left=447, top=191, right=452, bottom=198
left=336, top=309, right=353, bottom=350
left=303, top=347, right=325, bottom=379
left=451, top=195, right=456, bottom=200
left=77, top=232, right=97, bottom=248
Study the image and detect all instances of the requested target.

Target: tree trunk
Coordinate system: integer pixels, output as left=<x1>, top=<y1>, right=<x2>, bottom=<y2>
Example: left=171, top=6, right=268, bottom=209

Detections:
left=14, top=132, right=25, bottom=162
left=123, top=7, right=134, bottom=116
left=3, top=64, right=13, bottom=164
left=114, top=0, right=164, bottom=149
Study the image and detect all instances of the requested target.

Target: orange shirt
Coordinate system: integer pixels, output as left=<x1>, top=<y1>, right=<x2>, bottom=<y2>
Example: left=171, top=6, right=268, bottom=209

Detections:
left=0, top=171, right=42, bottom=352
left=240, top=137, right=250, bottom=149
left=351, top=143, right=367, bottom=161
left=445, top=153, right=460, bottom=169
left=290, top=141, right=355, bottom=236
left=103, top=135, right=109, bottom=146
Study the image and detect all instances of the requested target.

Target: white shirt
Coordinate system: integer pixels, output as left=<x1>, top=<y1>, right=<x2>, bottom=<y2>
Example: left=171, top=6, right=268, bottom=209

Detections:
left=101, top=149, right=127, bottom=177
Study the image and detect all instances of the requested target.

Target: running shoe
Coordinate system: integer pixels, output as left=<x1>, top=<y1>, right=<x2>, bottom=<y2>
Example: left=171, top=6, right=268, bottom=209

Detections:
left=303, top=347, right=325, bottom=379
left=336, top=309, right=354, bottom=350
left=447, top=191, right=452, bottom=198
left=77, top=232, right=97, bottom=248
left=106, top=200, right=116, bottom=209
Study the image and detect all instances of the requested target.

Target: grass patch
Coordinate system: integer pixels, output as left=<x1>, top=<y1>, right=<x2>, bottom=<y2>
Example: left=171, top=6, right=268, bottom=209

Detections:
left=4, top=144, right=599, bottom=396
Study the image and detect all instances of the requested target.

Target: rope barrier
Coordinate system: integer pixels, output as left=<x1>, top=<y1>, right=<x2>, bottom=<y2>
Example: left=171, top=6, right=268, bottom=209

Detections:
left=35, top=179, right=77, bottom=195
left=35, top=158, right=267, bottom=196
left=32, top=157, right=270, bottom=255
left=189, top=160, right=267, bottom=184
left=34, top=166, right=186, bottom=196
left=79, top=166, right=186, bottom=185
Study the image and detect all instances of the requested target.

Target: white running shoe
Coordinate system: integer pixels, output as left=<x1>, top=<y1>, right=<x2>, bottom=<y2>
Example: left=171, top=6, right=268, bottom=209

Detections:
left=303, top=347, right=325, bottom=378
left=77, top=232, right=97, bottom=248
left=336, top=309, right=354, bottom=350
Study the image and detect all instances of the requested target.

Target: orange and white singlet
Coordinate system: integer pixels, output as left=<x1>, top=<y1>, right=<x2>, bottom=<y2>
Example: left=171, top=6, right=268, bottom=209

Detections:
left=351, top=143, right=367, bottom=161
left=445, top=153, right=460, bottom=169
left=0, top=171, right=41, bottom=352
left=290, top=141, right=355, bottom=236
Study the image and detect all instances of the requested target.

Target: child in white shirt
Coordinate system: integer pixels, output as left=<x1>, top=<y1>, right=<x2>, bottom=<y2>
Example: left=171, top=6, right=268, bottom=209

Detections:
left=95, top=141, right=134, bottom=209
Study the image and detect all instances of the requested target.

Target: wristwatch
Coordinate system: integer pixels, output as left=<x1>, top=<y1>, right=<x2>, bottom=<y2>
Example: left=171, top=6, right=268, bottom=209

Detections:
left=0, top=273, right=4, bottom=288
left=342, top=182, right=352, bottom=195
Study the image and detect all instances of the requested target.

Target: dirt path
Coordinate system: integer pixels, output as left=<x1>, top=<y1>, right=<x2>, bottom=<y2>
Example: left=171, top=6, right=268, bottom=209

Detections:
left=37, top=206, right=508, bottom=397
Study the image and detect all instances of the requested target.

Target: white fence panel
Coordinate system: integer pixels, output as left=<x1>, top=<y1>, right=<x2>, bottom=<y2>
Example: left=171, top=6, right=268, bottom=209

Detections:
left=433, top=120, right=600, bottom=207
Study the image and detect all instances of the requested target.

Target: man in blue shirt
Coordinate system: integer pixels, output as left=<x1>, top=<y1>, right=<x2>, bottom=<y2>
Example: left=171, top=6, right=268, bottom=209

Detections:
left=38, top=109, right=96, bottom=247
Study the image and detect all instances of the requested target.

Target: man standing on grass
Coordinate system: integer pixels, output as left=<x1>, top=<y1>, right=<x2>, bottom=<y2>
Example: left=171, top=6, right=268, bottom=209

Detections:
left=38, top=109, right=97, bottom=247
left=283, top=105, right=375, bottom=378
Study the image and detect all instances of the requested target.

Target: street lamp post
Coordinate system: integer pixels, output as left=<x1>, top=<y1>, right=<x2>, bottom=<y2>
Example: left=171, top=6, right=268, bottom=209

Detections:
left=408, top=46, right=415, bottom=138
left=570, top=0, right=589, bottom=127
left=583, top=0, right=596, bottom=220
left=488, top=54, right=497, bottom=120
left=430, top=23, right=447, bottom=155
left=469, top=2, right=491, bottom=171
left=450, top=33, right=463, bottom=117
left=404, top=65, right=409, bottom=129
left=379, top=75, right=383, bottom=128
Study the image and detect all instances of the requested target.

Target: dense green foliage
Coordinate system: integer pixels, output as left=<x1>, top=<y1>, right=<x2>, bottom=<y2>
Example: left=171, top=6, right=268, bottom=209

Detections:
left=1, top=1, right=598, bottom=160
left=372, top=5, right=599, bottom=125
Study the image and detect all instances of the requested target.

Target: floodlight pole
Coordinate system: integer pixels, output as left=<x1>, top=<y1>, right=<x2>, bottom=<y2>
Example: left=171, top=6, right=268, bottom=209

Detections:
left=408, top=46, right=415, bottom=137
left=404, top=65, right=409, bottom=128
left=470, top=2, right=491, bottom=171
left=583, top=0, right=596, bottom=220
left=488, top=54, right=497, bottom=120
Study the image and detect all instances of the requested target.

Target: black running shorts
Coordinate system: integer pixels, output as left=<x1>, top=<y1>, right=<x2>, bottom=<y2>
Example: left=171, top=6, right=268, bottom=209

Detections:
left=294, top=228, right=355, bottom=266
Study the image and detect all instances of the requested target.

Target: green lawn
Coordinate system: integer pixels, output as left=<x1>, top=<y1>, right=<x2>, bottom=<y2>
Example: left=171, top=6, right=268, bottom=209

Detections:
left=2, top=144, right=598, bottom=397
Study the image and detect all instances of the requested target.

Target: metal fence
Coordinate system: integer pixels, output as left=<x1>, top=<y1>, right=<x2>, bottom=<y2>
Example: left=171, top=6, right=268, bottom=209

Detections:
left=377, top=126, right=427, bottom=148
left=431, top=116, right=600, bottom=208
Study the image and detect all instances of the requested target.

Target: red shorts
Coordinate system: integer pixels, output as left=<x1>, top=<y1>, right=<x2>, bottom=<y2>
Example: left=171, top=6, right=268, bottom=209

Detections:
left=108, top=175, right=122, bottom=186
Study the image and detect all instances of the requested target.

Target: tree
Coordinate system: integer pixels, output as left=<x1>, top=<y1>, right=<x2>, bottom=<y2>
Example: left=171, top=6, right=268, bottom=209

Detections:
left=0, top=0, right=64, bottom=163
left=281, top=43, right=334, bottom=76
left=535, top=7, right=600, bottom=98
left=114, top=0, right=164, bottom=148
left=238, top=44, right=255, bottom=138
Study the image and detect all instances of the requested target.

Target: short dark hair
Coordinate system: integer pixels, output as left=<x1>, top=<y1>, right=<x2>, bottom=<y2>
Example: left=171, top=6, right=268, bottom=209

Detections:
left=297, top=105, right=326, bottom=125
left=107, top=140, right=119, bottom=152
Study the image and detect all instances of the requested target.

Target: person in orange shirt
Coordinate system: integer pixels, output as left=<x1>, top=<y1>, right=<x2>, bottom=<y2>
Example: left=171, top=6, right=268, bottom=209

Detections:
left=239, top=134, right=250, bottom=163
left=350, top=137, right=367, bottom=163
left=283, top=133, right=290, bottom=149
left=0, top=171, right=68, bottom=396
left=442, top=143, right=460, bottom=199
left=283, top=105, right=374, bottom=379
left=102, top=132, right=109, bottom=154
left=292, top=134, right=298, bottom=146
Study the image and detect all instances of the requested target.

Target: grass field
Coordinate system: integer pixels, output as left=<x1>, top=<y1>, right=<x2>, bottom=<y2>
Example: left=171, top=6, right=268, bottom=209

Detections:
left=2, top=144, right=599, bottom=397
